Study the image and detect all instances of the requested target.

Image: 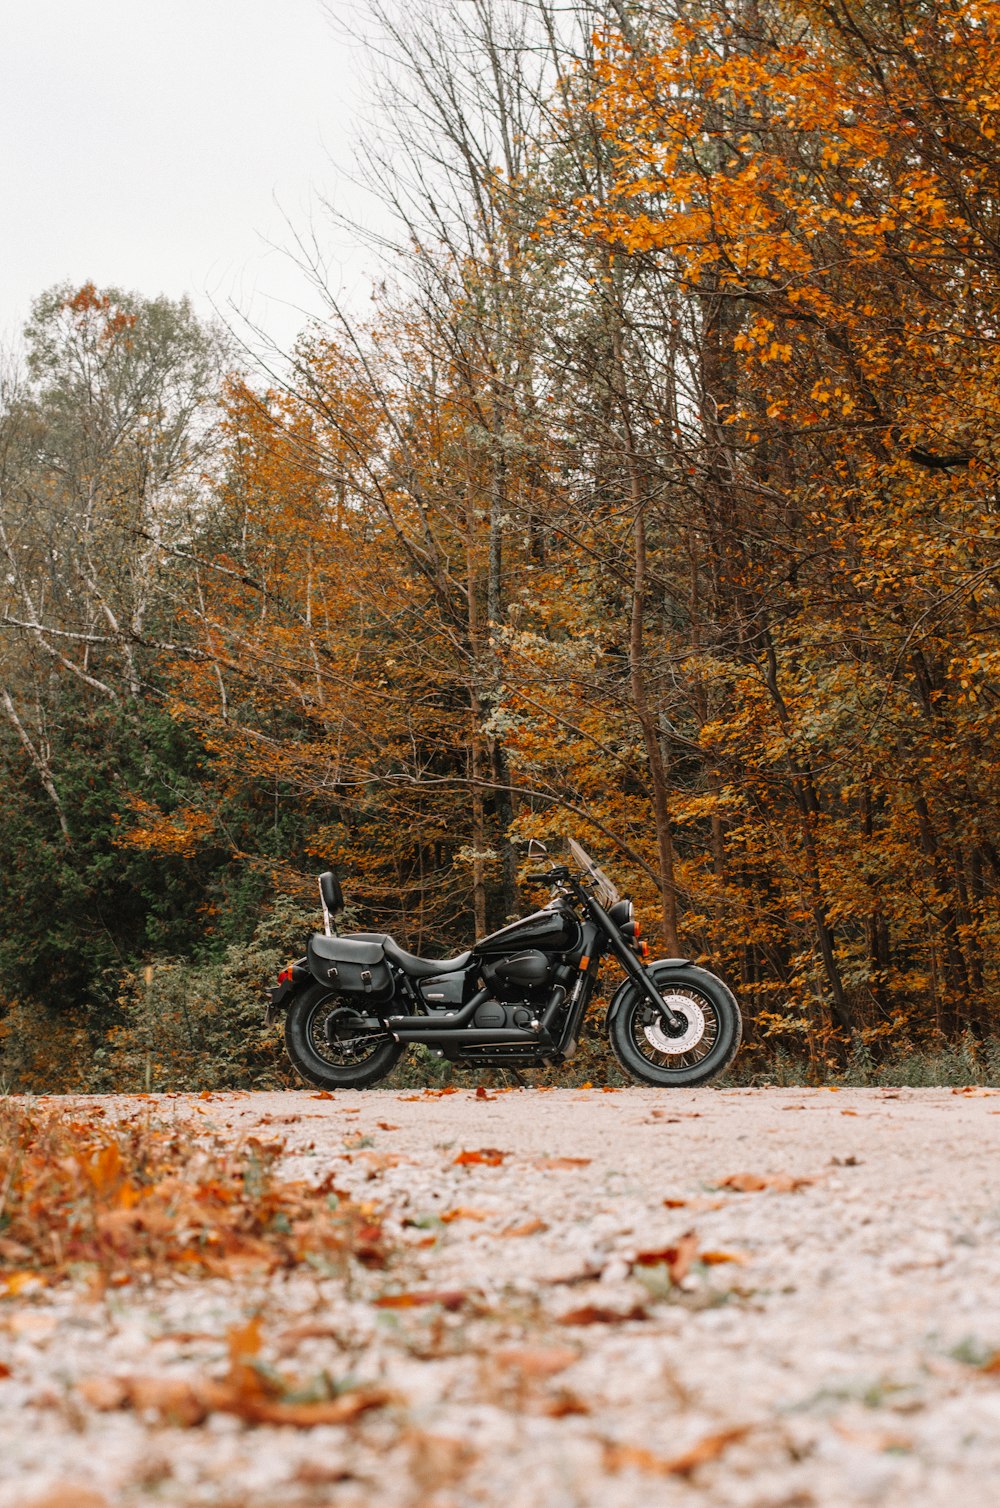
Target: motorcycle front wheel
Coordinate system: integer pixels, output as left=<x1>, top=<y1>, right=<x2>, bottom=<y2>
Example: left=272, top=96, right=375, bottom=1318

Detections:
left=284, top=982, right=404, bottom=1090
left=608, top=965, right=742, bottom=1087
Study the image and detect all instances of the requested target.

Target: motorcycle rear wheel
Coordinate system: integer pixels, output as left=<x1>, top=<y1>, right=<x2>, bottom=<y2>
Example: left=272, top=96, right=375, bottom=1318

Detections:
left=284, top=982, right=404, bottom=1090
left=608, top=966, right=742, bottom=1087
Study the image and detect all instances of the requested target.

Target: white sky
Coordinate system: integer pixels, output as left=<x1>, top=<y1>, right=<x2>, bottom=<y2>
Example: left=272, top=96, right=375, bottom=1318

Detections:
left=0, top=0, right=380, bottom=358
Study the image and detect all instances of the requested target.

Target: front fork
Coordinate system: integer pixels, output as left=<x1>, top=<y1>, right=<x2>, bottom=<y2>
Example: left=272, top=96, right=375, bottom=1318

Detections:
left=575, top=889, right=688, bottom=1033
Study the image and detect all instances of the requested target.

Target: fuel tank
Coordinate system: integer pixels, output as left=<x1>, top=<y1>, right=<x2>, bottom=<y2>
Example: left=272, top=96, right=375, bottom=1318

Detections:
left=476, top=903, right=583, bottom=958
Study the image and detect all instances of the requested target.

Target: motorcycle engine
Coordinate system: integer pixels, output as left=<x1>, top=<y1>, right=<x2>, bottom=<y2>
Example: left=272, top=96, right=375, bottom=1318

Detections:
left=475, top=950, right=557, bottom=1029
left=473, top=1000, right=538, bottom=1030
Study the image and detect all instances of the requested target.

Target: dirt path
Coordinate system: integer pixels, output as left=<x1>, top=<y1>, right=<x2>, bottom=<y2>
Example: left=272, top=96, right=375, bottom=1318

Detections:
left=4, top=1085, right=1000, bottom=1506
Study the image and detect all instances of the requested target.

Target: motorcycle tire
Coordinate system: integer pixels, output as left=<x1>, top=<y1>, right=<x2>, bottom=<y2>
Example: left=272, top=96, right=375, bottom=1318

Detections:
left=284, top=982, right=404, bottom=1090
left=608, top=964, right=742, bottom=1087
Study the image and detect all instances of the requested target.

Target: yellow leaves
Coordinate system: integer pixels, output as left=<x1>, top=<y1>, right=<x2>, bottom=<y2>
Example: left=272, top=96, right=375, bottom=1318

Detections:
left=116, top=798, right=214, bottom=858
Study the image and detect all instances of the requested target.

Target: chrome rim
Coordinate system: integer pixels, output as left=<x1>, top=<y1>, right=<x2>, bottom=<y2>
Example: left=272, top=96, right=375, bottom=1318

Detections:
left=629, top=987, right=720, bottom=1071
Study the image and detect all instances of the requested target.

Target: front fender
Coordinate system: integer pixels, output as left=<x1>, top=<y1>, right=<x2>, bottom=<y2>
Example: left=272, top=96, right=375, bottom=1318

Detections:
left=605, top=958, right=690, bottom=1034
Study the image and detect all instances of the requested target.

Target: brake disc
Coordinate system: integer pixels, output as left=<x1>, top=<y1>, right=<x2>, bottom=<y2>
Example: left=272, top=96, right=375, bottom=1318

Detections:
left=642, top=993, right=707, bottom=1054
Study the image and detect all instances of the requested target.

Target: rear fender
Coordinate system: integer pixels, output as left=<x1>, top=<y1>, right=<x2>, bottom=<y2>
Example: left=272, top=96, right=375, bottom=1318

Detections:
left=264, top=959, right=309, bottom=1023
left=605, top=958, right=690, bottom=1035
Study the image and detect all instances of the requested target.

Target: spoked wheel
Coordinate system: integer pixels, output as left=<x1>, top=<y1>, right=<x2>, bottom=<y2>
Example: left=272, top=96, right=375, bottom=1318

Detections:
left=608, top=966, right=742, bottom=1087
left=284, top=982, right=404, bottom=1089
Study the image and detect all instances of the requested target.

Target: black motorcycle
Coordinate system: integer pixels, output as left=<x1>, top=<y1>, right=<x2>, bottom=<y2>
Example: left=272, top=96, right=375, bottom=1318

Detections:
left=266, top=838, right=742, bottom=1089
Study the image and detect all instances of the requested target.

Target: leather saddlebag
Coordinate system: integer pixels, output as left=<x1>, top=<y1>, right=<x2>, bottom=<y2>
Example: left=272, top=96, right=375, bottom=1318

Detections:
left=307, top=934, right=395, bottom=1004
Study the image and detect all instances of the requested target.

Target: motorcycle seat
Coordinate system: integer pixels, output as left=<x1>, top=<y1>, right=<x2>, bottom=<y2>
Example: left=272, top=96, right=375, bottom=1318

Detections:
left=382, top=937, right=473, bottom=979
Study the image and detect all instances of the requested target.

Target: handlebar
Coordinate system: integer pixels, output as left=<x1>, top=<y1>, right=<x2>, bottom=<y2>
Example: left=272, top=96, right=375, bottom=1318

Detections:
left=527, top=867, right=570, bottom=884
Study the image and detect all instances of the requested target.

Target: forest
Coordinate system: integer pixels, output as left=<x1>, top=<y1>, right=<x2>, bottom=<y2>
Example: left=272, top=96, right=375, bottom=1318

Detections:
left=3, top=0, right=1000, bottom=1089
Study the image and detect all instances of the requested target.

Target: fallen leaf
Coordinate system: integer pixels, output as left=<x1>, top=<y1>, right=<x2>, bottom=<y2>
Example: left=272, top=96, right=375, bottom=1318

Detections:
left=227, top=1315, right=263, bottom=1366
left=377, top=1121, right=399, bottom=1131
left=1, top=1271, right=46, bottom=1298
left=475, top=1086, right=494, bottom=1100
left=440, top=1207, right=491, bottom=1224
left=700, top=1250, right=748, bottom=1266
left=632, top=1229, right=699, bottom=1284
left=496, top=1345, right=578, bottom=1378
left=293, top=1462, right=354, bottom=1486
left=453, top=1148, right=508, bottom=1166
left=603, top=1426, right=750, bottom=1477
left=558, top=1303, right=648, bottom=1325
left=374, top=1290, right=466, bottom=1311
left=841, top=1109, right=858, bottom=1117
left=502, top=1217, right=548, bottom=1238
left=311, top=1091, right=335, bottom=1101
left=534, top=1156, right=591, bottom=1170
left=77, top=1373, right=391, bottom=1430
left=663, top=1196, right=724, bottom=1213
left=542, top=1389, right=591, bottom=1416
left=233, top=1388, right=391, bottom=1427
left=0, top=1362, right=11, bottom=1379
left=716, top=1172, right=816, bottom=1193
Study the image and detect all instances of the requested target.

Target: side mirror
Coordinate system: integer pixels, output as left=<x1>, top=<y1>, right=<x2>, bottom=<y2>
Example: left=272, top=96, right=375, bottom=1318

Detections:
left=318, top=872, right=344, bottom=936
left=526, top=838, right=549, bottom=863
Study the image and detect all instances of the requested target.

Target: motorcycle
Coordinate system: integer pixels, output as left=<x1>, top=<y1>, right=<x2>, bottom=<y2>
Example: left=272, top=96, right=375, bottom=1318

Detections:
left=265, top=837, right=742, bottom=1089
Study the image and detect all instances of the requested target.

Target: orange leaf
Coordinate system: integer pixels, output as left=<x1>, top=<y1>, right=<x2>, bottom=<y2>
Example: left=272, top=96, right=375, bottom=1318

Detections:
left=716, top=1172, right=816, bottom=1193
left=603, top=1426, right=749, bottom=1477
left=543, top=1390, right=591, bottom=1417
left=502, top=1217, right=548, bottom=1238
left=558, top=1304, right=647, bottom=1325
left=495, top=1346, right=578, bottom=1378
left=632, top=1229, right=699, bottom=1284
left=453, top=1148, right=508, bottom=1166
left=374, top=1290, right=466, bottom=1311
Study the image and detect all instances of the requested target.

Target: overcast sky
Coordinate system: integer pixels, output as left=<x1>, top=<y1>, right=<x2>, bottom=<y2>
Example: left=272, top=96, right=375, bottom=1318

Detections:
left=1, top=0, right=378, bottom=357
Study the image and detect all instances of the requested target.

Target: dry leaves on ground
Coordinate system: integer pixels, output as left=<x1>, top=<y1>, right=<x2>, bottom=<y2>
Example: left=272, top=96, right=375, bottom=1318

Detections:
left=715, top=1172, right=818, bottom=1194
left=502, top=1217, right=548, bottom=1237
left=453, top=1148, right=509, bottom=1167
left=0, top=1100, right=386, bottom=1294
left=374, top=1290, right=467, bottom=1311
left=558, top=1304, right=648, bottom=1326
left=74, top=1316, right=393, bottom=1429
left=631, top=1230, right=700, bottom=1284
left=602, top=1425, right=750, bottom=1477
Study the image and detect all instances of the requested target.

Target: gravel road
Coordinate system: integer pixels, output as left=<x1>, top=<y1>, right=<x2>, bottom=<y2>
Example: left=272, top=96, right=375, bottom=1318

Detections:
left=3, top=1085, right=1000, bottom=1507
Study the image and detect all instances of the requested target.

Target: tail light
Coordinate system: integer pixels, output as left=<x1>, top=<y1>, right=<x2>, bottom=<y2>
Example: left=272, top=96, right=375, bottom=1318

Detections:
left=278, top=966, right=294, bottom=984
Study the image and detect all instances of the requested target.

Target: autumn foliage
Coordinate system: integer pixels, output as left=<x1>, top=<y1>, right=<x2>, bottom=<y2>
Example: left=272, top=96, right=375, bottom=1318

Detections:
left=5, top=1, right=1000, bottom=1082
